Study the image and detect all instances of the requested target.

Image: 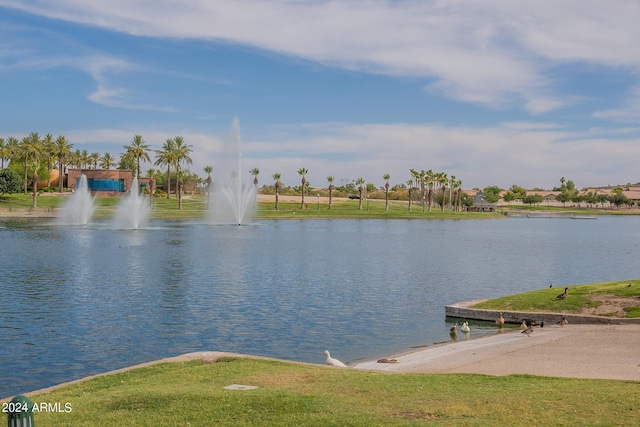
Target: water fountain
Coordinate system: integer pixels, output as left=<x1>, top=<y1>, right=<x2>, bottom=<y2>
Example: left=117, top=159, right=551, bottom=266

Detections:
left=208, top=118, right=256, bottom=225
left=112, top=177, right=150, bottom=229
left=56, top=174, right=96, bottom=225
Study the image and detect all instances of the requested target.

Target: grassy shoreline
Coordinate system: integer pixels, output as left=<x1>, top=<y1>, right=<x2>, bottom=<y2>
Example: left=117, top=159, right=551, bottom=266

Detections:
left=3, top=354, right=639, bottom=426
left=472, top=279, right=640, bottom=318
left=3, top=195, right=640, bottom=424
left=3, top=192, right=638, bottom=220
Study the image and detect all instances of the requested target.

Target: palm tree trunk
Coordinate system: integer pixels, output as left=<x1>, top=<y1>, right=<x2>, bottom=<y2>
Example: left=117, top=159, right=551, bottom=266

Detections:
left=32, top=172, right=38, bottom=208
left=24, top=159, right=28, bottom=194
left=166, top=165, right=171, bottom=198
left=176, top=164, right=182, bottom=209
left=385, top=183, right=389, bottom=211
left=59, top=156, right=64, bottom=193
left=329, top=185, right=333, bottom=209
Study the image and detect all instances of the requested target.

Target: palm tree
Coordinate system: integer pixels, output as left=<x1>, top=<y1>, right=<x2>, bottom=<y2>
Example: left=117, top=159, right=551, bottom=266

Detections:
left=53, top=135, right=73, bottom=192
left=71, top=148, right=82, bottom=169
left=3, top=137, right=19, bottom=170
left=406, top=179, right=413, bottom=211
left=154, top=138, right=177, bottom=198
left=204, top=165, right=213, bottom=209
left=426, top=169, right=434, bottom=212
left=89, top=152, right=101, bottom=169
left=31, top=168, right=39, bottom=207
left=100, top=152, right=116, bottom=169
left=79, top=149, right=89, bottom=169
left=18, top=132, right=42, bottom=194
left=454, top=179, right=463, bottom=212
left=0, top=137, right=10, bottom=169
left=383, top=173, right=391, bottom=211
left=355, top=177, right=365, bottom=210
left=438, top=172, right=448, bottom=211
left=42, top=134, right=55, bottom=188
left=448, top=175, right=456, bottom=210
left=173, top=136, right=193, bottom=210
left=272, top=172, right=281, bottom=211
left=249, top=167, right=260, bottom=209
left=124, top=134, right=151, bottom=179
left=298, top=167, right=308, bottom=209
left=327, top=175, right=334, bottom=209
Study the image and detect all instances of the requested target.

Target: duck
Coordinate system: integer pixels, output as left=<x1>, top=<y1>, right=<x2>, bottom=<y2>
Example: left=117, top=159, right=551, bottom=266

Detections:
left=323, top=350, right=347, bottom=367
left=450, top=323, right=458, bottom=333
left=558, top=316, right=569, bottom=327
left=377, top=358, right=398, bottom=364
left=495, top=313, right=505, bottom=327
left=520, top=320, right=528, bottom=330
left=556, top=287, right=568, bottom=300
left=522, top=325, right=534, bottom=337
left=460, top=321, right=470, bottom=333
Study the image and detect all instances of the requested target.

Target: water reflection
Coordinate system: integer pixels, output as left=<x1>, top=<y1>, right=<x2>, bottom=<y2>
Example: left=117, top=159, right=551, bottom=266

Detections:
left=0, top=216, right=639, bottom=397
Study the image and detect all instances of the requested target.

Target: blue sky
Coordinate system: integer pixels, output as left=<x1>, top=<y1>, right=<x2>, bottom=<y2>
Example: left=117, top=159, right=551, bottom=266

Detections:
left=2, top=1, right=640, bottom=190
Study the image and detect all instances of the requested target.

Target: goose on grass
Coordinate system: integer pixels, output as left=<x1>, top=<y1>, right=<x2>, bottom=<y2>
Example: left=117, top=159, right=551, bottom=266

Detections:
left=323, top=350, right=347, bottom=368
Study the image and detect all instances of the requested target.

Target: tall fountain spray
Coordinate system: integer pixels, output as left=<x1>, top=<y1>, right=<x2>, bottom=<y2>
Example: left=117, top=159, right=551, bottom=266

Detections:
left=112, top=177, right=150, bottom=229
left=56, top=174, right=96, bottom=225
left=208, top=118, right=256, bottom=225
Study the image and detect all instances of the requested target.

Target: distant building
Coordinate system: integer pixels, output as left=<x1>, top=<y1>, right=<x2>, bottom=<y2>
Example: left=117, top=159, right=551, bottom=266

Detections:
left=66, top=169, right=155, bottom=195
left=466, top=190, right=495, bottom=212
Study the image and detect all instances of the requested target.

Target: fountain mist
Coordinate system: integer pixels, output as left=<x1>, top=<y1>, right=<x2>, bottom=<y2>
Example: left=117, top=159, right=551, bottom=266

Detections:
left=112, top=177, right=150, bottom=229
left=208, top=118, right=255, bottom=225
left=56, top=174, right=96, bottom=225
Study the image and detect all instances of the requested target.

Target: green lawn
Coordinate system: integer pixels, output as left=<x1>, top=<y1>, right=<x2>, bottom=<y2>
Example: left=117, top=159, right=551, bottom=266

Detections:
left=0, top=193, right=499, bottom=221
left=472, top=279, right=640, bottom=317
left=4, top=357, right=639, bottom=426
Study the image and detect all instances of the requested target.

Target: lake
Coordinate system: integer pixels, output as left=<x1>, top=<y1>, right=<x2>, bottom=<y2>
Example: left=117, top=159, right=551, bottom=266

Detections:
left=1, top=215, right=638, bottom=398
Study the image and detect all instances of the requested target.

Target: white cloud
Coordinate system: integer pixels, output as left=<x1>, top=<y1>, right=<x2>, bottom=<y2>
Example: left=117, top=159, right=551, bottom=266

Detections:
left=53, top=118, right=640, bottom=190
left=593, top=86, right=640, bottom=122
left=4, top=1, right=640, bottom=114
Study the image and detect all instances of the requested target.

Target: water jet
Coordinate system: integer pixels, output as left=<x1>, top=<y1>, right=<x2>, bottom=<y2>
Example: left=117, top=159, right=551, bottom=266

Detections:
left=208, top=118, right=255, bottom=225
left=56, top=174, right=95, bottom=225
left=112, top=177, right=150, bottom=229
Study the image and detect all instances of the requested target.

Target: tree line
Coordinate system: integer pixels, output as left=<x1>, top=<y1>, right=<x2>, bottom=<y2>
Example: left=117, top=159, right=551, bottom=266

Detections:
left=482, top=177, right=639, bottom=209
left=0, top=132, right=199, bottom=209
left=1, top=132, right=469, bottom=213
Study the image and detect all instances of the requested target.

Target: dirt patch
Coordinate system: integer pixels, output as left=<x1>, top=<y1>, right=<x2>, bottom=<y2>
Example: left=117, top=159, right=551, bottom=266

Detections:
left=580, top=294, right=640, bottom=317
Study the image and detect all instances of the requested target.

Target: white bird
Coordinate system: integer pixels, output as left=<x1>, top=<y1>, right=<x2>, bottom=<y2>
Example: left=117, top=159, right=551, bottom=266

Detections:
left=323, top=350, right=347, bottom=367
left=460, top=321, right=470, bottom=333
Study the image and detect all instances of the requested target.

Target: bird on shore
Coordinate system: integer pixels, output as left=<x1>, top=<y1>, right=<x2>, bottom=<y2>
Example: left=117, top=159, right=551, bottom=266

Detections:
left=323, top=350, right=347, bottom=367
left=550, top=283, right=553, bottom=288
left=522, top=325, right=534, bottom=337
left=558, top=316, right=569, bottom=327
left=627, top=282, right=632, bottom=288
left=556, top=287, right=568, bottom=300
left=496, top=313, right=505, bottom=327
left=520, top=320, right=528, bottom=330
left=461, top=321, right=470, bottom=333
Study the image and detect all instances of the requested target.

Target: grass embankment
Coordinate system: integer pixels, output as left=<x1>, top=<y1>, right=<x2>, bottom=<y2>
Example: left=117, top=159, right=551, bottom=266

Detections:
left=0, top=193, right=497, bottom=220
left=5, top=357, right=639, bottom=426
left=472, top=280, right=640, bottom=318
